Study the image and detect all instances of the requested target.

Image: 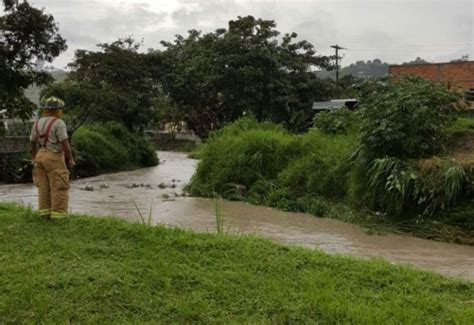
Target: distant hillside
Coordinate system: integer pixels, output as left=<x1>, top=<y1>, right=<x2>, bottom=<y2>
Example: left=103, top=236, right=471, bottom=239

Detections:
left=24, top=69, right=67, bottom=104
left=316, top=59, right=389, bottom=80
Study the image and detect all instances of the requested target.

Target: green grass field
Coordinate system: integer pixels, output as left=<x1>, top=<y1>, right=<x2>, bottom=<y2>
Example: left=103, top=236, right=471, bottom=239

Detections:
left=0, top=203, right=473, bottom=323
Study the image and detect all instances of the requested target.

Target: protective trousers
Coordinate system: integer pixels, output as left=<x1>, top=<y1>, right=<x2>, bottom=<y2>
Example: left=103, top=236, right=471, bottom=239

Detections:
left=33, top=149, right=70, bottom=218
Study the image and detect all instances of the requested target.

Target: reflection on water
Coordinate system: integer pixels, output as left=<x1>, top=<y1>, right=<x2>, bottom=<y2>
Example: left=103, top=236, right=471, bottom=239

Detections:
left=1, top=151, right=473, bottom=280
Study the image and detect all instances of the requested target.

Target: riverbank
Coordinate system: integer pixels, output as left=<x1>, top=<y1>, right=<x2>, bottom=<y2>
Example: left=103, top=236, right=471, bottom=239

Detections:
left=1, top=203, right=473, bottom=323
left=2, top=151, right=473, bottom=279
left=0, top=123, right=159, bottom=183
left=188, top=117, right=474, bottom=246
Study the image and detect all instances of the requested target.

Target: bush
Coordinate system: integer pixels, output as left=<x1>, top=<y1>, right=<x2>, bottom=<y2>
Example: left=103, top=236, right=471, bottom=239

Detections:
left=349, top=156, right=471, bottom=218
left=312, top=108, right=355, bottom=135
left=189, top=118, right=358, bottom=214
left=188, top=117, right=299, bottom=197
left=72, top=122, right=158, bottom=177
left=357, top=76, right=461, bottom=159
left=190, top=106, right=473, bottom=234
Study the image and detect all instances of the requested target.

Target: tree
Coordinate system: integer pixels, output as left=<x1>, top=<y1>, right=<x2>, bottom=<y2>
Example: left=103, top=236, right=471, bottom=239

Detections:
left=0, top=0, right=67, bottom=120
left=160, top=16, right=332, bottom=138
left=65, top=38, right=161, bottom=131
left=450, top=54, right=469, bottom=63
left=316, top=59, right=389, bottom=80
left=402, top=57, right=429, bottom=65
left=41, top=80, right=98, bottom=137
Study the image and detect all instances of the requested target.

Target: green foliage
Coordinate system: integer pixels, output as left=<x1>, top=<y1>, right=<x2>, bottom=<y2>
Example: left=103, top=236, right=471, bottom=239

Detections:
left=0, top=152, right=32, bottom=183
left=365, top=158, right=420, bottom=216
left=296, top=195, right=331, bottom=217
left=0, top=1, right=67, bottom=120
left=277, top=129, right=357, bottom=199
left=354, top=157, right=470, bottom=218
left=189, top=118, right=358, bottom=211
left=160, top=16, right=333, bottom=138
left=357, top=76, right=461, bottom=159
left=446, top=117, right=474, bottom=135
left=72, top=122, right=158, bottom=176
left=1, top=203, right=473, bottom=323
left=188, top=118, right=297, bottom=196
left=444, top=166, right=466, bottom=208
left=41, top=80, right=101, bottom=136
left=65, top=38, right=161, bottom=131
left=312, top=108, right=355, bottom=134
left=190, top=116, right=473, bottom=241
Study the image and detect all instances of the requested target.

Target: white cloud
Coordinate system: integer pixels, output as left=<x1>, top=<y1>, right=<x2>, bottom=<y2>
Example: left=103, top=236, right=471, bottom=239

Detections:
left=29, top=0, right=473, bottom=68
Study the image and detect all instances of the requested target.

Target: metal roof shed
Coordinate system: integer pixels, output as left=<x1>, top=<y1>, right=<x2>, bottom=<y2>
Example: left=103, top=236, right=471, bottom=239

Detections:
left=312, top=99, right=358, bottom=111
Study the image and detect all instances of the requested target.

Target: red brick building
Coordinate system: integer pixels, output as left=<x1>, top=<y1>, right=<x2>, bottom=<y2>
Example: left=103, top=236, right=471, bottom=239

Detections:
left=389, top=61, right=474, bottom=90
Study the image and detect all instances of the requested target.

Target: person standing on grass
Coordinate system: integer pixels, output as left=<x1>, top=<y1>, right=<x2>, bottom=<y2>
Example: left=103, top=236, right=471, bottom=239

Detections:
left=30, top=97, right=76, bottom=220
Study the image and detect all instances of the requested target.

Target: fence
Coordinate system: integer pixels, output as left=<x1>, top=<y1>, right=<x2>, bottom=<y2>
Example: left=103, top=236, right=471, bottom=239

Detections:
left=0, top=136, right=30, bottom=182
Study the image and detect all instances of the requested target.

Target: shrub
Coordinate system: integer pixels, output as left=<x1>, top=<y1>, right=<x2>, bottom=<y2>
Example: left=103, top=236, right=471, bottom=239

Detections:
left=312, top=108, right=355, bottom=135
left=365, top=158, right=420, bottom=216
left=189, top=118, right=359, bottom=217
left=72, top=122, right=158, bottom=176
left=189, top=112, right=472, bottom=227
left=444, top=166, right=466, bottom=208
left=351, top=156, right=471, bottom=218
left=357, top=76, right=461, bottom=159
left=296, top=195, right=330, bottom=217
left=277, top=129, right=358, bottom=199
left=188, top=118, right=299, bottom=197
left=73, top=127, right=127, bottom=171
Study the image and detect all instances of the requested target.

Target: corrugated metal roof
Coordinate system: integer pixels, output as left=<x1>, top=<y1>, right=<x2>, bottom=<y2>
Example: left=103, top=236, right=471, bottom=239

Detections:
left=312, top=99, right=358, bottom=111
left=312, top=101, right=346, bottom=110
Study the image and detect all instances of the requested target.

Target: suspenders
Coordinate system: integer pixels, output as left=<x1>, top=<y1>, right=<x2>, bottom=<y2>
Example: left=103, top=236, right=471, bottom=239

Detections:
left=35, top=117, right=59, bottom=148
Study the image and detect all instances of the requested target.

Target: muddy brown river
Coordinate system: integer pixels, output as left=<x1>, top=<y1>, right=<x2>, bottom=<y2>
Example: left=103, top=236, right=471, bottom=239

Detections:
left=1, top=151, right=473, bottom=280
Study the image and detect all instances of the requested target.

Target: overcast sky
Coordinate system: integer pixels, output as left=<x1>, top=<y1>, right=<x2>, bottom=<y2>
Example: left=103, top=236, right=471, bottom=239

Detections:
left=28, top=0, right=473, bottom=69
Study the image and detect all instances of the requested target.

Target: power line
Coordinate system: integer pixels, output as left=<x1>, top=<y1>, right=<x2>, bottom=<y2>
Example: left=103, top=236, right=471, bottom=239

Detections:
left=347, top=48, right=471, bottom=53
left=345, top=43, right=469, bottom=49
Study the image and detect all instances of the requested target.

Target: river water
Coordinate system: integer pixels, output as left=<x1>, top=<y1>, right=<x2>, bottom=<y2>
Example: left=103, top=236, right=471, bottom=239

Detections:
left=1, top=151, right=473, bottom=280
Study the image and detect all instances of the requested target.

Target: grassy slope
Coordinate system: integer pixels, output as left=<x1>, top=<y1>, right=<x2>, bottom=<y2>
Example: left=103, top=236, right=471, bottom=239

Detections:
left=0, top=203, right=473, bottom=323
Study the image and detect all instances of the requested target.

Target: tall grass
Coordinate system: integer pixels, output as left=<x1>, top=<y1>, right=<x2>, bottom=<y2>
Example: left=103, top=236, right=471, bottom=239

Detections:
left=446, top=116, right=474, bottom=135
left=214, top=197, right=225, bottom=235
left=188, top=118, right=298, bottom=197
left=189, top=117, right=358, bottom=211
left=444, top=166, right=466, bottom=207
left=278, top=129, right=357, bottom=199
left=132, top=200, right=154, bottom=226
left=364, top=158, right=420, bottom=216
left=189, top=117, right=473, bottom=240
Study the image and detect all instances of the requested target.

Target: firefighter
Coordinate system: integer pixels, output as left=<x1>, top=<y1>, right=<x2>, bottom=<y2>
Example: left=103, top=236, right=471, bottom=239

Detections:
left=30, top=97, right=75, bottom=220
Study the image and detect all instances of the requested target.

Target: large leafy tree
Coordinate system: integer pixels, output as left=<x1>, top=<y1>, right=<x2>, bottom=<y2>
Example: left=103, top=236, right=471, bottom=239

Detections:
left=160, top=16, right=333, bottom=138
left=63, top=38, right=159, bottom=130
left=0, top=0, right=67, bottom=120
left=62, top=38, right=161, bottom=131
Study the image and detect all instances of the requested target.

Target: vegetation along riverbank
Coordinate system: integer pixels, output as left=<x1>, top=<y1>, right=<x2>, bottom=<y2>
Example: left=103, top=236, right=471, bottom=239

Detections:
left=188, top=76, right=474, bottom=245
left=0, top=123, right=158, bottom=183
left=72, top=122, right=158, bottom=178
left=0, top=203, right=473, bottom=323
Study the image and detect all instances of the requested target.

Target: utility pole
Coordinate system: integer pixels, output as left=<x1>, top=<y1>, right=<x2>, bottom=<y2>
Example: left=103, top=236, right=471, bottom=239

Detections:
left=330, top=44, right=345, bottom=83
